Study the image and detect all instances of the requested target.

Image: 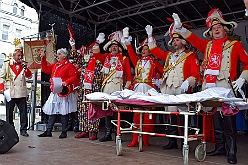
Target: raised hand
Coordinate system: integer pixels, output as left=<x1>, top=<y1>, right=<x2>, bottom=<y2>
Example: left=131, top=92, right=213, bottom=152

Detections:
left=96, top=33, right=105, bottom=44
left=145, top=25, right=153, bottom=35
left=123, top=27, right=129, bottom=38
left=172, top=13, right=182, bottom=29
left=69, top=38, right=75, bottom=46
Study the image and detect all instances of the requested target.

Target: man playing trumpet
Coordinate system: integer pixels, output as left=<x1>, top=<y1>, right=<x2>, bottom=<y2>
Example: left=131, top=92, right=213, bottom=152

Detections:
left=0, top=39, right=32, bottom=137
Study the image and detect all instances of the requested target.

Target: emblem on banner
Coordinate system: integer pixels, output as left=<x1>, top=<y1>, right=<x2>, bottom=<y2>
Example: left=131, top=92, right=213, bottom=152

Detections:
left=24, top=40, right=55, bottom=70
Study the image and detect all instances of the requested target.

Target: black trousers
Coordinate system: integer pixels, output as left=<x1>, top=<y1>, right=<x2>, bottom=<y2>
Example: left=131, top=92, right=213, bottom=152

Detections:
left=6, top=97, right=28, bottom=133
left=212, top=111, right=237, bottom=154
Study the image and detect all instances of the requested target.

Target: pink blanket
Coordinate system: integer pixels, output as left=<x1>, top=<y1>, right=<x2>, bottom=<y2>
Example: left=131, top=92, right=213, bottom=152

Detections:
left=88, top=103, right=113, bottom=119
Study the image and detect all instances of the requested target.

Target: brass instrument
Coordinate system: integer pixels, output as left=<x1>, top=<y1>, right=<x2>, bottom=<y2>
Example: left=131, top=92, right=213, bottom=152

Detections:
left=5, top=53, right=13, bottom=81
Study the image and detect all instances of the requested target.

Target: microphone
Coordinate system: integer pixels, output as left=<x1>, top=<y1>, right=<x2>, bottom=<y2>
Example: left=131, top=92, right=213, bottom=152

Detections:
left=19, top=59, right=26, bottom=69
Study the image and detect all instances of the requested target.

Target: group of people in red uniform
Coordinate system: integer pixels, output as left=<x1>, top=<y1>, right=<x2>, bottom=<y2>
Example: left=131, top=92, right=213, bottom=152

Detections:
left=33, top=7, right=248, bottom=165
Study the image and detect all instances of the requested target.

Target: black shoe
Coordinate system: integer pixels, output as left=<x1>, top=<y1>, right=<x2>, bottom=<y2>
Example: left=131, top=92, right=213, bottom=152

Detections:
left=207, top=147, right=226, bottom=156
left=73, top=126, right=79, bottom=132
left=162, top=142, right=178, bottom=150
left=59, top=131, right=67, bottom=139
left=228, top=153, right=237, bottom=164
left=38, top=131, right=52, bottom=137
left=20, top=131, right=29, bottom=137
left=99, top=135, right=112, bottom=142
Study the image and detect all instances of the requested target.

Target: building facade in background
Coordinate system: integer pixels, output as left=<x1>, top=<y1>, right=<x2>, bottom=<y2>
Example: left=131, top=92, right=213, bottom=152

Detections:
left=0, top=0, right=38, bottom=66
left=0, top=0, right=38, bottom=103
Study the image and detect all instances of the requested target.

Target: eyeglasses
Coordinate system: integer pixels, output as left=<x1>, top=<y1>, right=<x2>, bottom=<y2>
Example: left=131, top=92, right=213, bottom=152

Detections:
left=212, top=24, right=223, bottom=31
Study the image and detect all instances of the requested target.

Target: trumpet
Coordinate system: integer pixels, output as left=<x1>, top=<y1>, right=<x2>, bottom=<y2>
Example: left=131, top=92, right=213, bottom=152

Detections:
left=5, top=61, right=13, bottom=81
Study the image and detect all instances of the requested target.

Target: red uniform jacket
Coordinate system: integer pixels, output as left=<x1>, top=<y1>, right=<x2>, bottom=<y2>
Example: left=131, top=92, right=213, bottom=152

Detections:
left=41, top=58, right=79, bottom=93
left=127, top=45, right=163, bottom=89
left=150, top=46, right=200, bottom=83
left=186, top=33, right=248, bottom=81
left=93, top=52, right=132, bottom=82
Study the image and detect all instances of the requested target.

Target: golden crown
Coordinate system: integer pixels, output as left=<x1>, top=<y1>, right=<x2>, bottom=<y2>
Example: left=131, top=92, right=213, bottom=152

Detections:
left=13, top=38, right=21, bottom=46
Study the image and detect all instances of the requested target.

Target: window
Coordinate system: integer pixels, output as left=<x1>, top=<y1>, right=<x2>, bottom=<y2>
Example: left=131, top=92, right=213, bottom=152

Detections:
left=20, top=6, right=25, bottom=16
left=13, top=3, right=18, bottom=14
left=2, top=25, right=9, bottom=40
left=0, top=53, right=6, bottom=68
left=15, top=29, right=22, bottom=39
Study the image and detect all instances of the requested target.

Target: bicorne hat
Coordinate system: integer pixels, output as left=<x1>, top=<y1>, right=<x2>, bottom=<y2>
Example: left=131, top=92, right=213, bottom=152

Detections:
left=103, top=31, right=127, bottom=52
left=203, top=8, right=237, bottom=37
left=167, top=23, right=186, bottom=47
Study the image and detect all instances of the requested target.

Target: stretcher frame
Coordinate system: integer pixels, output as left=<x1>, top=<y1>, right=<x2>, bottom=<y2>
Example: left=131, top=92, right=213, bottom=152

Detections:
left=88, top=97, right=246, bottom=165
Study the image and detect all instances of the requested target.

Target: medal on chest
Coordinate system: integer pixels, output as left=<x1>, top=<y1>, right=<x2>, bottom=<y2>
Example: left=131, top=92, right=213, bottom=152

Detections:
left=138, top=63, right=144, bottom=73
left=140, top=67, right=145, bottom=73
left=139, top=60, right=149, bottom=73
left=111, top=57, right=117, bottom=67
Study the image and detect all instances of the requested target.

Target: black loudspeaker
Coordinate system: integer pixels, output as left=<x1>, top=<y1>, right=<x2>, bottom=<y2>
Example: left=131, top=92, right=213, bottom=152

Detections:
left=0, top=119, right=19, bottom=154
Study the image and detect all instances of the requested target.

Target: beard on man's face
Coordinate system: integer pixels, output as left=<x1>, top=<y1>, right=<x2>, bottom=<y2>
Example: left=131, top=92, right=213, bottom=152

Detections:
left=111, top=49, right=118, bottom=54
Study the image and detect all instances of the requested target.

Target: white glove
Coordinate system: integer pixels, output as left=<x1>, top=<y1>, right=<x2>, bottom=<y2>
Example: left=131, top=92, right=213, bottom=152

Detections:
left=122, top=27, right=129, bottom=38
left=69, top=38, right=75, bottom=46
left=152, top=79, right=162, bottom=88
left=246, top=9, right=248, bottom=17
left=152, top=79, right=156, bottom=85
left=148, top=37, right=155, bottom=43
left=145, top=25, right=153, bottom=35
left=180, top=80, right=189, bottom=93
left=121, top=36, right=132, bottom=45
left=232, top=77, right=245, bottom=91
left=96, top=33, right=105, bottom=44
left=172, top=13, right=182, bottom=29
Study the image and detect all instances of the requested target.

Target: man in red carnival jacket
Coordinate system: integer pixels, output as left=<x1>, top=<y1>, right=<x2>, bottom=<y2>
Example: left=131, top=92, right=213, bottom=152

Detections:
left=147, top=24, right=200, bottom=150
left=121, top=27, right=164, bottom=147
left=172, top=9, right=248, bottom=164
left=93, top=31, right=132, bottom=142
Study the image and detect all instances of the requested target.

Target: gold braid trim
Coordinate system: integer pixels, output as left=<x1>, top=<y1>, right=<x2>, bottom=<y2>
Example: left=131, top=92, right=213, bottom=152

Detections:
left=101, top=69, right=116, bottom=91
left=135, top=79, right=152, bottom=83
left=164, top=51, right=193, bottom=74
left=201, top=41, right=212, bottom=73
left=163, top=52, right=173, bottom=74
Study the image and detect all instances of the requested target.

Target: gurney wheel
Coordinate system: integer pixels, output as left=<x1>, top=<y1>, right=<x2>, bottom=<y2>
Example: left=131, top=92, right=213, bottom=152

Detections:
left=195, top=143, right=206, bottom=162
left=182, top=144, right=189, bottom=165
left=116, top=138, right=122, bottom=156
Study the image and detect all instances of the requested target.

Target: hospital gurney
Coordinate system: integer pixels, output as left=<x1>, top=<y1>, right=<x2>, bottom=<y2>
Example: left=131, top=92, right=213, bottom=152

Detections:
left=86, top=88, right=248, bottom=165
